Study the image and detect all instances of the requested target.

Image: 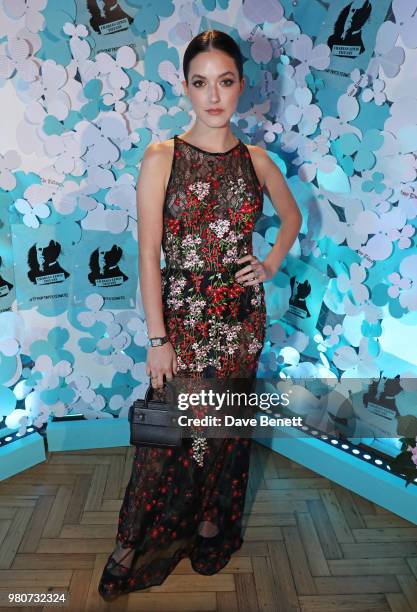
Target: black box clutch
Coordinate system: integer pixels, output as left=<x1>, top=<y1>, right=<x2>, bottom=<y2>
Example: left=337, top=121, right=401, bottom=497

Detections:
left=128, top=378, right=182, bottom=447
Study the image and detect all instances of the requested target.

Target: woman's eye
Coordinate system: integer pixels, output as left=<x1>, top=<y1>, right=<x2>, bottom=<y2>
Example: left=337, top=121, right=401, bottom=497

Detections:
left=192, top=79, right=234, bottom=87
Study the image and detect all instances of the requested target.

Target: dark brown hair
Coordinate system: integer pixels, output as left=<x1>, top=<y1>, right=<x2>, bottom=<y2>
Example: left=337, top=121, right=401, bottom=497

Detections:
left=183, top=29, right=244, bottom=84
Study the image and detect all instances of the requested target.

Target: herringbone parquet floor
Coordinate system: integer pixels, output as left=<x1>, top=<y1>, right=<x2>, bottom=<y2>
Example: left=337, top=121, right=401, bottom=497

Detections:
left=0, top=441, right=417, bottom=612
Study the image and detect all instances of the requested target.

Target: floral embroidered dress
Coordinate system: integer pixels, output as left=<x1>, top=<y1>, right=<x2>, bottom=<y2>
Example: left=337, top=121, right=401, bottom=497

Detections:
left=98, top=134, right=266, bottom=599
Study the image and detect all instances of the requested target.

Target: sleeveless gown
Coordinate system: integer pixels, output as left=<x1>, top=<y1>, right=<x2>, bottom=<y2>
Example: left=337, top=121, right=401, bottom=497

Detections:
left=98, top=134, right=266, bottom=599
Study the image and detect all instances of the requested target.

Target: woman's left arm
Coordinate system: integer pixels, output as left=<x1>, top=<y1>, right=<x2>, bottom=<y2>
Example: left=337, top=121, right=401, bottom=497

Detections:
left=259, top=147, right=302, bottom=278
left=235, top=147, right=303, bottom=286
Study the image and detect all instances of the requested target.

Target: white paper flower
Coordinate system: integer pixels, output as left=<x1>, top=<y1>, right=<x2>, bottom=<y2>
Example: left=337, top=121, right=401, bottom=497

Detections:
left=26, top=59, right=70, bottom=120
left=263, top=120, right=283, bottom=143
left=96, top=46, right=136, bottom=90
left=14, top=197, right=50, bottom=228
left=337, top=262, right=369, bottom=305
left=387, top=272, right=411, bottom=299
left=284, top=87, right=321, bottom=133
left=387, top=0, right=417, bottom=50
left=291, top=34, right=330, bottom=83
left=63, top=23, right=88, bottom=38
left=0, top=150, right=20, bottom=191
left=333, top=338, right=379, bottom=378
left=66, top=373, right=106, bottom=409
left=322, top=324, right=343, bottom=347
left=362, top=78, right=386, bottom=106
left=376, top=130, right=417, bottom=184
left=105, top=174, right=136, bottom=220
left=396, top=254, right=417, bottom=310
left=0, top=36, right=39, bottom=81
left=77, top=293, right=114, bottom=327
left=3, top=0, right=47, bottom=34
left=33, top=355, right=72, bottom=390
left=320, top=93, right=361, bottom=141
left=357, top=203, right=408, bottom=261
left=367, top=20, right=405, bottom=78
left=242, top=0, right=283, bottom=24
left=297, top=152, right=336, bottom=182
left=127, top=317, right=148, bottom=346
left=158, top=61, right=183, bottom=97
left=43, top=132, right=87, bottom=175
left=346, top=68, right=369, bottom=97
left=387, top=224, right=415, bottom=249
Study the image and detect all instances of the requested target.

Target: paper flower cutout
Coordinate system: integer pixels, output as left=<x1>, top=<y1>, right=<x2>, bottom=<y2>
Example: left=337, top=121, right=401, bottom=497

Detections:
left=96, top=46, right=136, bottom=87
left=0, top=36, right=39, bottom=81
left=33, top=354, right=72, bottom=390
left=362, top=171, right=386, bottom=193
left=387, top=224, right=415, bottom=250
left=388, top=0, right=417, bottom=50
left=127, top=316, right=148, bottom=346
left=157, top=62, right=182, bottom=100
left=62, top=371, right=106, bottom=413
left=44, top=132, right=87, bottom=176
left=27, top=59, right=70, bottom=121
left=320, top=93, right=360, bottom=141
left=77, top=293, right=114, bottom=328
left=242, top=0, right=283, bottom=23
left=94, top=47, right=136, bottom=113
left=284, top=87, right=321, bottom=133
left=294, top=136, right=336, bottom=182
left=346, top=68, right=369, bottom=97
left=333, top=338, right=379, bottom=378
left=263, top=119, right=283, bottom=143
left=367, top=19, right=405, bottom=78
left=0, top=150, right=20, bottom=191
left=337, top=262, right=369, bottom=308
left=338, top=129, right=383, bottom=173
left=362, top=79, right=386, bottom=106
left=388, top=272, right=412, bottom=300
left=3, top=0, right=46, bottom=34
left=395, top=254, right=417, bottom=310
left=127, top=0, right=175, bottom=35
left=356, top=202, right=410, bottom=262
left=291, top=34, right=330, bottom=83
left=80, top=79, right=103, bottom=121
left=322, top=324, right=343, bottom=347
left=97, top=322, right=129, bottom=352
left=75, top=119, right=120, bottom=170
left=14, top=197, right=50, bottom=228
left=62, top=22, right=90, bottom=65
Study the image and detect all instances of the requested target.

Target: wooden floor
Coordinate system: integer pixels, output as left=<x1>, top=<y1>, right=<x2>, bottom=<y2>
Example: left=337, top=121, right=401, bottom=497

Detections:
left=0, top=441, right=417, bottom=612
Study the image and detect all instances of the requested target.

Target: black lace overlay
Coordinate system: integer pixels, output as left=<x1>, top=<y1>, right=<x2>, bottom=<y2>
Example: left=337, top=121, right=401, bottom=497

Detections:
left=98, top=135, right=267, bottom=599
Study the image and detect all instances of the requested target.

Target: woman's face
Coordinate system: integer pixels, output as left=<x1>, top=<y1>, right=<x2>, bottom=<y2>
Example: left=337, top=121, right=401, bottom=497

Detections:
left=183, top=49, right=244, bottom=126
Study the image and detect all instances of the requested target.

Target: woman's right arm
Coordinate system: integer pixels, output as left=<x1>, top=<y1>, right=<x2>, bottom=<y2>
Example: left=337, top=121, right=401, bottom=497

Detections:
left=136, top=143, right=178, bottom=389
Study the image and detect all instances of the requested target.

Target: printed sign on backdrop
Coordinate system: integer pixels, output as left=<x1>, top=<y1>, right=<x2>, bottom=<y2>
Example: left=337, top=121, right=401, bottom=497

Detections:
left=314, top=0, right=392, bottom=89
left=281, top=255, right=328, bottom=335
left=75, top=0, right=147, bottom=57
left=0, top=222, right=15, bottom=313
left=11, top=224, right=73, bottom=311
left=71, top=229, right=137, bottom=309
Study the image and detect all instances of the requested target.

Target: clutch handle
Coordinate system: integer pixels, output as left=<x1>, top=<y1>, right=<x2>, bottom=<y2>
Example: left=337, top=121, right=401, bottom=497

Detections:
left=145, top=376, right=177, bottom=406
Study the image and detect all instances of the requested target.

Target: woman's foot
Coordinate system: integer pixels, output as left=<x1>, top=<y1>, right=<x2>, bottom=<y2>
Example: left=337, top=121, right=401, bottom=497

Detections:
left=106, top=544, right=135, bottom=576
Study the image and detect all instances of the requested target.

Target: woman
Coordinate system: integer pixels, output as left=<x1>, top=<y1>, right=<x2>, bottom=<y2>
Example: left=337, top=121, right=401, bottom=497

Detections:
left=98, top=29, right=302, bottom=601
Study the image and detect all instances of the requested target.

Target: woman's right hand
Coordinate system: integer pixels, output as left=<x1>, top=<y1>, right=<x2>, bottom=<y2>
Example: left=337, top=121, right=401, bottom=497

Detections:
left=146, top=341, right=178, bottom=389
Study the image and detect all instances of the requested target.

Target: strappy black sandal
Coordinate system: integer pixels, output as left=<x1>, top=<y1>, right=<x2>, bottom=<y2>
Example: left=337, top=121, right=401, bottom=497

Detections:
left=98, top=547, right=136, bottom=602
left=105, top=547, right=135, bottom=577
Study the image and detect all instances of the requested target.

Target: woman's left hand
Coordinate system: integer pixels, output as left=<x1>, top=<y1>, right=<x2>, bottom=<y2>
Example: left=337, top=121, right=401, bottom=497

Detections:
left=234, top=255, right=275, bottom=286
